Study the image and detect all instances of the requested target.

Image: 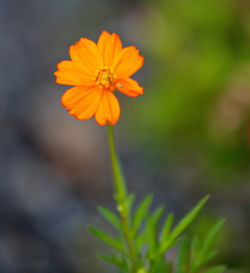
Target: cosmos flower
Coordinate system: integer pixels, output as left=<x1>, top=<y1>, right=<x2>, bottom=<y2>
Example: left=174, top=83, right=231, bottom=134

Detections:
left=54, top=30, right=144, bottom=125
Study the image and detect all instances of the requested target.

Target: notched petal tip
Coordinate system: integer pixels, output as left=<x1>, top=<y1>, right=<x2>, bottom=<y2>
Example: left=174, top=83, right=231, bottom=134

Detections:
left=94, top=91, right=120, bottom=126
left=108, top=119, right=119, bottom=126
left=100, top=30, right=119, bottom=37
left=96, top=120, right=108, bottom=126
left=61, top=97, right=71, bottom=110
left=112, top=45, right=144, bottom=78
left=69, top=112, right=87, bottom=121
left=100, top=29, right=111, bottom=36
left=70, top=38, right=103, bottom=70
left=97, top=30, right=122, bottom=67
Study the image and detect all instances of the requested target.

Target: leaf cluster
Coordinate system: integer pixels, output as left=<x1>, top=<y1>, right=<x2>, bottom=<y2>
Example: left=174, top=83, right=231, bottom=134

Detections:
left=175, top=220, right=226, bottom=273
left=89, top=195, right=226, bottom=273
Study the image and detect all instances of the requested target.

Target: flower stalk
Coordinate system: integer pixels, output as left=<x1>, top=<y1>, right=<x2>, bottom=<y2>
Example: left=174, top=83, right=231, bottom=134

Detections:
left=107, top=125, right=137, bottom=273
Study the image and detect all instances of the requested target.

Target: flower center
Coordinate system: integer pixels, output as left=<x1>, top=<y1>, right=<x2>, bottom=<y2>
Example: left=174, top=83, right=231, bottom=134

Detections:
left=95, top=68, right=115, bottom=90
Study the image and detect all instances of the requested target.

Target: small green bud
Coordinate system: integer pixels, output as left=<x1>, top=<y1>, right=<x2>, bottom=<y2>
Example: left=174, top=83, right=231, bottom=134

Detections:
left=117, top=204, right=123, bottom=213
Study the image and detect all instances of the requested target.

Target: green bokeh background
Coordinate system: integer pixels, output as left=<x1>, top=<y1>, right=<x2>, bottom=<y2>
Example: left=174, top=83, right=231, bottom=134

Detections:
left=124, top=0, right=250, bottom=272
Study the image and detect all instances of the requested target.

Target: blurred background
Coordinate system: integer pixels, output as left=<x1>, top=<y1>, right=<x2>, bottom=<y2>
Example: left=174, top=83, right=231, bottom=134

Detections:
left=0, top=0, right=250, bottom=272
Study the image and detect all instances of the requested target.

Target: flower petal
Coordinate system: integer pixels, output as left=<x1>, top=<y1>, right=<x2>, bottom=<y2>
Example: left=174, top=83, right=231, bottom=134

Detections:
left=95, top=91, right=120, bottom=125
left=116, top=77, right=144, bottom=97
left=97, top=30, right=122, bottom=67
left=61, top=86, right=94, bottom=109
left=62, top=86, right=102, bottom=120
left=112, top=46, right=144, bottom=78
left=69, top=38, right=103, bottom=74
left=55, top=60, right=93, bottom=86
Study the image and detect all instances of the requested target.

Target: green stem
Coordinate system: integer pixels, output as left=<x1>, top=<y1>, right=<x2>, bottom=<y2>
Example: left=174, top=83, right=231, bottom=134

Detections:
left=107, top=125, right=137, bottom=273
left=107, top=125, right=127, bottom=204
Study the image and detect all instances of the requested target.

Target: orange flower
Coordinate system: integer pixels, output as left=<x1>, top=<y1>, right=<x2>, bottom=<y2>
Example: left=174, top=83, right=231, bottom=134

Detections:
left=54, top=30, right=144, bottom=125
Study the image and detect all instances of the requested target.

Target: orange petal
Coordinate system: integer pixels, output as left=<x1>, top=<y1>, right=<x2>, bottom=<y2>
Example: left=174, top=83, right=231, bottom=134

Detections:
left=116, top=77, right=144, bottom=97
left=62, top=86, right=95, bottom=110
left=97, top=30, right=122, bottom=67
left=55, top=60, right=93, bottom=86
left=69, top=38, right=103, bottom=74
left=95, top=91, right=120, bottom=125
left=112, top=46, right=144, bottom=78
left=62, top=86, right=102, bottom=120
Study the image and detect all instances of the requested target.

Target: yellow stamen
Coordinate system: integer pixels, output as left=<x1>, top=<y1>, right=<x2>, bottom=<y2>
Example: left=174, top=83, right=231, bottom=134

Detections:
left=95, top=68, right=115, bottom=90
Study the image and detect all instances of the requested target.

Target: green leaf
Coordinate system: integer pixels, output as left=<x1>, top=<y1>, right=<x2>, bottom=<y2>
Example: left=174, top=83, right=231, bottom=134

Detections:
left=203, top=265, right=226, bottom=273
left=97, top=206, right=121, bottom=231
left=151, top=206, right=165, bottom=229
left=134, top=225, right=148, bottom=254
left=134, top=205, right=165, bottom=257
left=200, top=219, right=225, bottom=257
left=159, top=196, right=209, bottom=254
left=168, top=196, right=209, bottom=246
left=190, top=219, right=225, bottom=273
left=88, top=226, right=124, bottom=253
left=128, top=193, right=135, bottom=212
left=175, top=236, right=190, bottom=273
left=160, top=213, right=174, bottom=242
left=190, top=236, right=200, bottom=258
left=189, top=236, right=201, bottom=272
left=96, top=253, right=128, bottom=271
left=142, top=206, right=165, bottom=262
left=187, top=236, right=201, bottom=272
left=201, top=250, right=218, bottom=265
left=194, top=219, right=225, bottom=270
left=148, top=257, right=169, bottom=273
left=132, top=195, right=153, bottom=234
left=148, top=206, right=165, bottom=254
